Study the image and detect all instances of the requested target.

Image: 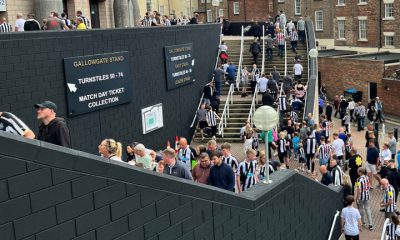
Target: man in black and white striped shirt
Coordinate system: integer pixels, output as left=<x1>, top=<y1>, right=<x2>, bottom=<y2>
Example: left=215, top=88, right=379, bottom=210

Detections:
left=221, top=143, right=238, bottom=172
left=381, top=178, right=397, bottom=219
left=141, top=12, right=153, bottom=27
left=317, top=136, right=331, bottom=166
left=355, top=167, right=374, bottom=230
left=0, top=112, right=35, bottom=138
left=0, top=17, right=12, bottom=32
left=305, top=131, right=316, bottom=173
left=279, top=95, right=287, bottom=112
left=330, top=159, right=343, bottom=186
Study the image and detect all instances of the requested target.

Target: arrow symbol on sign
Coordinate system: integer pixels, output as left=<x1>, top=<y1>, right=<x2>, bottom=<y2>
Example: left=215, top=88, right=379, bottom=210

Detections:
left=192, top=59, right=195, bottom=66
left=67, top=83, right=77, bottom=93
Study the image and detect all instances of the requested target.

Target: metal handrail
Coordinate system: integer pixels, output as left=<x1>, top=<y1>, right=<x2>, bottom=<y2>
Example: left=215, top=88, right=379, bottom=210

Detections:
left=235, top=26, right=244, bottom=90
left=302, top=21, right=310, bottom=121
left=247, top=84, right=259, bottom=127
left=218, top=84, right=234, bottom=137
left=261, top=25, right=265, bottom=75
left=190, top=25, right=223, bottom=128
left=284, top=35, right=287, bottom=76
left=327, top=210, right=340, bottom=240
left=381, top=218, right=390, bottom=240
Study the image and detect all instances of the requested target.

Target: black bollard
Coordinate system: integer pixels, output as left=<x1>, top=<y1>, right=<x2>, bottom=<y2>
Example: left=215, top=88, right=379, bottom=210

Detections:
left=395, top=128, right=398, bottom=141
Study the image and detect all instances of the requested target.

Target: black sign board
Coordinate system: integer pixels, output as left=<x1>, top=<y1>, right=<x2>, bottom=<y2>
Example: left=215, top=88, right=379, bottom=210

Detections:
left=63, top=52, right=132, bottom=117
left=164, top=43, right=195, bottom=90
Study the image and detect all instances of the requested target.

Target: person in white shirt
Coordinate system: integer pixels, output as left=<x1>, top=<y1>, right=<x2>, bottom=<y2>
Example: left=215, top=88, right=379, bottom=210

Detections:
left=380, top=143, right=392, bottom=167
left=15, top=13, right=25, bottom=32
left=332, top=133, right=345, bottom=166
left=348, top=98, right=356, bottom=123
left=257, top=74, right=268, bottom=94
left=341, top=195, right=362, bottom=239
left=287, top=20, right=295, bottom=33
left=293, top=60, right=303, bottom=81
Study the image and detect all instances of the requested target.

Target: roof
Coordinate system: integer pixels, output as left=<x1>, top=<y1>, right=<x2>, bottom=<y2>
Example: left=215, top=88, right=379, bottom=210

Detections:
left=318, top=49, right=357, bottom=57
left=343, top=52, right=400, bottom=64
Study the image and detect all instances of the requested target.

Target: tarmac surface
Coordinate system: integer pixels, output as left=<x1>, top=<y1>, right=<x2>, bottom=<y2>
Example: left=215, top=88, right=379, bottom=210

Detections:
left=192, top=115, right=400, bottom=240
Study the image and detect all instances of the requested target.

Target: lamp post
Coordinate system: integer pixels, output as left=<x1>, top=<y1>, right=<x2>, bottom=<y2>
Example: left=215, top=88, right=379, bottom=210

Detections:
left=253, top=106, right=279, bottom=184
left=309, top=48, right=319, bottom=126
left=212, top=0, right=220, bottom=22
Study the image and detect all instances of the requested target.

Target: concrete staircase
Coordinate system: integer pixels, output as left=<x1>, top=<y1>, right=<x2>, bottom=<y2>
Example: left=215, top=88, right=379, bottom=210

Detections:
left=193, top=37, right=308, bottom=143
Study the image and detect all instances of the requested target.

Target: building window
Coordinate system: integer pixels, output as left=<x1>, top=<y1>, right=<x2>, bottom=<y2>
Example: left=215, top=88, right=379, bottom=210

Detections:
left=207, top=10, right=212, bottom=22
left=233, top=2, right=240, bottom=15
left=337, top=0, right=345, bottom=5
left=358, top=20, right=367, bottom=40
left=146, top=0, right=152, bottom=12
left=315, top=11, right=323, bottom=31
left=385, top=36, right=394, bottom=46
left=159, top=5, right=164, bottom=15
left=337, top=20, right=345, bottom=39
left=218, top=9, right=224, bottom=17
left=358, top=0, right=367, bottom=3
left=295, top=0, right=301, bottom=15
left=385, top=4, right=393, bottom=18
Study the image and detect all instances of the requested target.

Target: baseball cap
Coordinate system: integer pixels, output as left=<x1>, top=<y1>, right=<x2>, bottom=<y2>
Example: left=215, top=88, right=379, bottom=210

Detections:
left=34, top=101, right=58, bottom=112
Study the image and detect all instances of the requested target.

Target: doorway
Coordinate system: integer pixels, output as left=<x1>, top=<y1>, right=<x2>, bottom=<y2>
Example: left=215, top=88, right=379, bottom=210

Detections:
left=369, top=82, right=377, bottom=100
left=89, top=0, right=100, bottom=28
left=62, top=0, right=68, bottom=14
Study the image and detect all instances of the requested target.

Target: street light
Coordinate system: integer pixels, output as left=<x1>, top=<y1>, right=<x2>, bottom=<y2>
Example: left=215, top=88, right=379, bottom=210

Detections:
left=253, top=106, right=279, bottom=184
left=212, top=0, right=220, bottom=22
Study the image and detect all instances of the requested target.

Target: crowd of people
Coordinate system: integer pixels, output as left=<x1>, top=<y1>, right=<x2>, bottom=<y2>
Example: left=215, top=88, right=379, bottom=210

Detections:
left=0, top=11, right=90, bottom=32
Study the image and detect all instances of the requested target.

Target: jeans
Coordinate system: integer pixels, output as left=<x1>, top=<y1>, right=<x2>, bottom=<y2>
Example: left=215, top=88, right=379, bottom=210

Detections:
left=357, top=200, right=373, bottom=226
left=266, top=48, right=273, bottom=61
left=298, top=30, right=305, bottom=43
left=291, top=41, right=297, bottom=52
left=252, top=52, right=259, bottom=65
left=278, top=45, right=284, bottom=57
left=214, top=81, right=221, bottom=96
left=357, top=116, right=365, bottom=131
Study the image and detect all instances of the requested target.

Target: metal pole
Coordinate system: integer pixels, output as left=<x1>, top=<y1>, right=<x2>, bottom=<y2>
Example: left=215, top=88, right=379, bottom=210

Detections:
left=263, top=130, right=272, bottom=184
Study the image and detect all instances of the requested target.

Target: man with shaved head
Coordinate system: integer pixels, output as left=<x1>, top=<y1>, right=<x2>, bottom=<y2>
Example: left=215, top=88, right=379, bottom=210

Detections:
left=177, top=137, right=197, bottom=170
left=380, top=178, right=397, bottom=219
left=320, top=165, right=333, bottom=186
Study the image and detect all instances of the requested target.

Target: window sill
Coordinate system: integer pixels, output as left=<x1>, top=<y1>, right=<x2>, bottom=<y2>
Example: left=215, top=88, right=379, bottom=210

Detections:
left=315, top=29, right=324, bottom=32
left=357, top=2, right=367, bottom=5
left=383, top=45, right=395, bottom=49
left=358, top=39, right=368, bottom=42
left=336, top=4, right=346, bottom=6
left=295, top=14, right=302, bottom=16
left=337, top=38, right=346, bottom=41
left=382, top=17, right=395, bottom=21
left=278, top=1, right=285, bottom=3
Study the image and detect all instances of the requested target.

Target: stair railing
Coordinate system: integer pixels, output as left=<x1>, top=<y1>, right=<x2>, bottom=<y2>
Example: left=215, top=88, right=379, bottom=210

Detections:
left=247, top=84, right=259, bottom=127
left=284, top=32, right=287, bottom=76
left=381, top=218, right=390, bottom=240
left=327, top=210, right=340, bottom=240
left=235, top=26, right=244, bottom=90
left=218, top=83, right=234, bottom=137
left=261, top=25, right=265, bottom=75
left=190, top=25, right=223, bottom=128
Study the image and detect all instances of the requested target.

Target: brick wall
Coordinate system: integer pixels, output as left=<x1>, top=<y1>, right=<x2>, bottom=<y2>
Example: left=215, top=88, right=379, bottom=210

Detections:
left=318, top=57, right=385, bottom=104
left=379, top=79, right=400, bottom=115
left=227, top=0, right=272, bottom=22
left=0, top=132, right=343, bottom=240
left=275, top=0, right=334, bottom=40
left=0, top=24, right=220, bottom=154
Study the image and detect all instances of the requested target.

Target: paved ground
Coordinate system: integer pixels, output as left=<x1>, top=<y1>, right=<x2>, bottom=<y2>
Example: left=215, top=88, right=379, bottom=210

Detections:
left=192, top=116, right=400, bottom=239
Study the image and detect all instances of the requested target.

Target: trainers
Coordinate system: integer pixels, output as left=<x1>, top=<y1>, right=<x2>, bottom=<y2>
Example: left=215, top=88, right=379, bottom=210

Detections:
left=369, top=225, right=374, bottom=230
left=362, top=222, right=366, bottom=225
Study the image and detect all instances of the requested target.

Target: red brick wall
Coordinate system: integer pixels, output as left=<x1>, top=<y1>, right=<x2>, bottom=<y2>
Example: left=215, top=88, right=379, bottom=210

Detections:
left=318, top=57, right=384, bottom=105
left=379, top=79, right=400, bottom=115
left=228, top=0, right=272, bottom=22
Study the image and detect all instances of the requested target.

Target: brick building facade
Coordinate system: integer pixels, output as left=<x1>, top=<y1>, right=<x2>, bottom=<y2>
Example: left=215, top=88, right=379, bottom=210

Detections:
left=196, top=0, right=228, bottom=23
left=275, top=0, right=334, bottom=47
left=226, top=0, right=272, bottom=22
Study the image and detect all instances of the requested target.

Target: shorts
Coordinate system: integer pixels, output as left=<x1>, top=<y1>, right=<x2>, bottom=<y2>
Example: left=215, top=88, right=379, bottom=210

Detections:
left=319, top=156, right=329, bottom=166
left=199, top=120, right=208, bottom=129
left=365, top=162, right=377, bottom=175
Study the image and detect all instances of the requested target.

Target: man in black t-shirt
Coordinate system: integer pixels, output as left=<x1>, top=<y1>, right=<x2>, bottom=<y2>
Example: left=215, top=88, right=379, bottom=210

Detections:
left=348, top=149, right=362, bottom=193
left=24, top=13, right=40, bottom=31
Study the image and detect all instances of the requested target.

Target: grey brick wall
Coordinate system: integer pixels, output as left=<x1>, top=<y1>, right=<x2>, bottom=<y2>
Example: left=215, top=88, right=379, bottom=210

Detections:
left=0, top=25, right=221, bottom=154
left=0, top=132, right=343, bottom=240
